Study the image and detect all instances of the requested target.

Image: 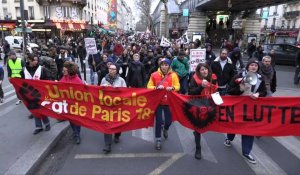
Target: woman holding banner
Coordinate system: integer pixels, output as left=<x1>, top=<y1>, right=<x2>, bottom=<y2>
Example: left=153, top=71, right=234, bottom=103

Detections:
left=60, top=61, right=83, bottom=144
left=188, top=63, right=218, bottom=160
left=147, top=58, right=180, bottom=150
left=100, top=63, right=127, bottom=153
left=224, top=59, right=267, bottom=164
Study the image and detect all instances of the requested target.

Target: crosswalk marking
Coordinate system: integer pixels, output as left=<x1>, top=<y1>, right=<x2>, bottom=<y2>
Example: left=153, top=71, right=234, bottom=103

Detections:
left=274, top=136, right=300, bottom=159
left=132, top=128, right=154, bottom=143
left=174, top=122, right=218, bottom=163
left=149, top=153, right=184, bottom=175
left=226, top=134, right=287, bottom=175
left=75, top=153, right=179, bottom=159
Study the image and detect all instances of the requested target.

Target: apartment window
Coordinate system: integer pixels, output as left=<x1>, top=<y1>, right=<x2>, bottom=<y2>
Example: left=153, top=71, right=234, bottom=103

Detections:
left=16, top=7, right=21, bottom=18
left=44, top=6, right=50, bottom=19
left=15, top=0, right=20, bottom=2
left=2, top=0, right=7, bottom=3
left=3, top=8, right=8, bottom=17
left=29, top=6, right=34, bottom=19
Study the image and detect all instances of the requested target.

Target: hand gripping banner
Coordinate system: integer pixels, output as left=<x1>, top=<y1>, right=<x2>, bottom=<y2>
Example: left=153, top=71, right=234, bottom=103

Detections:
left=167, top=92, right=300, bottom=136
left=10, top=79, right=300, bottom=136
left=10, top=79, right=165, bottom=134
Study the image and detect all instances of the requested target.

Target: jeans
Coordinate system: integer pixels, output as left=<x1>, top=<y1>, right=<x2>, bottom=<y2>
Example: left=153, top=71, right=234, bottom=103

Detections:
left=294, top=66, right=300, bottom=85
left=155, top=105, right=172, bottom=139
left=179, top=76, right=188, bottom=94
left=34, top=116, right=50, bottom=129
left=90, top=68, right=97, bottom=85
left=104, top=133, right=121, bottom=145
left=70, top=122, right=81, bottom=137
left=227, top=134, right=254, bottom=155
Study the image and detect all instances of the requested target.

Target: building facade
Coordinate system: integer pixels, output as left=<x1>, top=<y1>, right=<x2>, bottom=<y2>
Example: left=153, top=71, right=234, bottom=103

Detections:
left=259, top=2, right=300, bottom=44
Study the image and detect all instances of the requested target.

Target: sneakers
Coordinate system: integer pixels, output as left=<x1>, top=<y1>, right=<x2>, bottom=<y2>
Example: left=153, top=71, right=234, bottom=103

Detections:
left=224, top=139, right=232, bottom=147
left=195, top=148, right=202, bottom=160
left=0, top=98, right=3, bottom=103
left=243, top=154, right=257, bottom=164
left=45, top=125, right=51, bottom=131
left=114, top=136, right=120, bottom=143
left=155, top=140, right=161, bottom=150
left=33, top=128, right=43, bottom=135
left=103, top=144, right=111, bottom=154
left=15, top=100, right=22, bottom=105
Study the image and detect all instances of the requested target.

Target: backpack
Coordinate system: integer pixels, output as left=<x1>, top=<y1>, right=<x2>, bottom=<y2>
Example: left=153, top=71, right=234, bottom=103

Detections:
left=39, top=56, right=58, bottom=80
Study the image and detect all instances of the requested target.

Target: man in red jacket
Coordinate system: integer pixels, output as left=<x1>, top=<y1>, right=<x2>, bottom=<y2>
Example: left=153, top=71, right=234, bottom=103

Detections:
left=113, top=41, right=124, bottom=57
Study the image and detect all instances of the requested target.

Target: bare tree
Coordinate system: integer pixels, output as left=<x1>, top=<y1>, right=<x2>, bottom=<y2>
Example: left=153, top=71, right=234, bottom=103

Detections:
left=136, top=0, right=153, bottom=32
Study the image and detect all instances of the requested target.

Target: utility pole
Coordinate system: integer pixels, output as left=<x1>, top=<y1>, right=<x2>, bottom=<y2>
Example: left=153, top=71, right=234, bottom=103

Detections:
left=20, top=0, right=27, bottom=59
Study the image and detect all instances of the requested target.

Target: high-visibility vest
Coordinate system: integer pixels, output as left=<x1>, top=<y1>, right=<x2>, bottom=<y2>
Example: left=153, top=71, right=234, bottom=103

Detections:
left=8, top=58, right=23, bottom=78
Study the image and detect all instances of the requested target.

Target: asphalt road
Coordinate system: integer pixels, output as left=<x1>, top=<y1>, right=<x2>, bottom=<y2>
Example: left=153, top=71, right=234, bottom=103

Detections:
left=0, top=60, right=299, bottom=175
left=34, top=64, right=300, bottom=175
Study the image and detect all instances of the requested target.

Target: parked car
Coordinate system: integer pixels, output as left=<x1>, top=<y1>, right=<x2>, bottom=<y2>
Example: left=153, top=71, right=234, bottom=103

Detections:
left=5, top=36, right=39, bottom=53
left=263, top=43, right=300, bottom=66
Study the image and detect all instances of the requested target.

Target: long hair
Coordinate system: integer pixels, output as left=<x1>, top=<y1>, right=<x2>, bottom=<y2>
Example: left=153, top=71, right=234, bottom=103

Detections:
left=194, top=63, right=216, bottom=84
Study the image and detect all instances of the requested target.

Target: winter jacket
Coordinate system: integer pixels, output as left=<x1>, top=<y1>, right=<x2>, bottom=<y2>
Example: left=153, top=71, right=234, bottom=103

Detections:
left=227, top=72, right=267, bottom=97
left=147, top=68, right=180, bottom=105
left=211, top=57, right=236, bottom=87
left=88, top=53, right=102, bottom=72
left=113, top=44, right=124, bottom=57
left=60, top=74, right=83, bottom=84
left=188, top=74, right=218, bottom=96
left=126, top=61, right=146, bottom=87
left=171, top=57, right=189, bottom=78
left=21, top=64, right=51, bottom=80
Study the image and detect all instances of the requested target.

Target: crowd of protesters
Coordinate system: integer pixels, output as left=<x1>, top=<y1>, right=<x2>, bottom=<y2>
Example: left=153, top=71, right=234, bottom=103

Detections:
left=0, top=30, right=280, bottom=164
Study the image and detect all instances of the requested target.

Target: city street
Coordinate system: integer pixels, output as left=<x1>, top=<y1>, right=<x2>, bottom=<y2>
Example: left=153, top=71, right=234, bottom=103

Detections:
left=1, top=58, right=299, bottom=175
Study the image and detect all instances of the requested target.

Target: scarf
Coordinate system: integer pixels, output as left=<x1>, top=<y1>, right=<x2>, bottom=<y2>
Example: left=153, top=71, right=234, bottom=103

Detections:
left=260, top=65, right=273, bottom=85
left=105, top=74, right=119, bottom=86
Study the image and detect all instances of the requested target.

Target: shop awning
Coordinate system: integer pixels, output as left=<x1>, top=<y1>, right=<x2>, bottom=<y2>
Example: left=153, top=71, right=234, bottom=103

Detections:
left=0, top=23, right=16, bottom=30
left=55, top=22, right=87, bottom=31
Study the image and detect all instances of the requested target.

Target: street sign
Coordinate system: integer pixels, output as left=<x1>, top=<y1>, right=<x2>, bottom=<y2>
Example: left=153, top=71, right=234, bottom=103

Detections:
left=183, top=9, right=189, bottom=17
left=232, top=20, right=243, bottom=29
left=15, top=27, right=32, bottom=33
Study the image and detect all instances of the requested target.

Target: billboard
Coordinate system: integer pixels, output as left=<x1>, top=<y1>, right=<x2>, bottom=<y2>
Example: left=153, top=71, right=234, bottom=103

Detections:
left=108, top=0, right=117, bottom=30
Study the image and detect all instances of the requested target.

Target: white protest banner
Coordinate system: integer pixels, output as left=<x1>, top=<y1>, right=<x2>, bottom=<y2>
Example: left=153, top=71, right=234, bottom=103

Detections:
left=84, top=38, right=98, bottom=55
left=189, top=49, right=206, bottom=72
left=160, top=36, right=171, bottom=47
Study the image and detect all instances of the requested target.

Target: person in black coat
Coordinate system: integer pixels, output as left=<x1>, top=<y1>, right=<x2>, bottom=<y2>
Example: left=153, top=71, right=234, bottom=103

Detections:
left=21, top=54, right=52, bottom=135
left=224, top=59, right=267, bottom=164
left=210, top=49, right=236, bottom=95
left=229, top=47, right=245, bottom=73
left=77, top=42, right=87, bottom=73
left=127, top=53, right=146, bottom=87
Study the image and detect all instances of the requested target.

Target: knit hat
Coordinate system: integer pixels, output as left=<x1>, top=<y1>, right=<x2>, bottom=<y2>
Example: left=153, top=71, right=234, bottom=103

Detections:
left=246, top=58, right=260, bottom=72
left=107, top=57, right=114, bottom=63
left=160, top=58, right=171, bottom=66
left=8, top=50, right=16, bottom=56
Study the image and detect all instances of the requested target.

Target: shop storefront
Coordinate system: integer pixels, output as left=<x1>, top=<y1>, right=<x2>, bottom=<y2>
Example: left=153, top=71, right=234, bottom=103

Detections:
left=50, top=19, right=89, bottom=39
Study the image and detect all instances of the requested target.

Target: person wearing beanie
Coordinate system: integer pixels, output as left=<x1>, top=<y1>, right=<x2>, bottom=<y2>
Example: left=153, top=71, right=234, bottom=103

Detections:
left=100, top=63, right=127, bottom=154
left=224, top=58, right=267, bottom=164
left=229, top=47, right=245, bottom=73
left=147, top=58, right=180, bottom=150
left=205, top=43, right=216, bottom=66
